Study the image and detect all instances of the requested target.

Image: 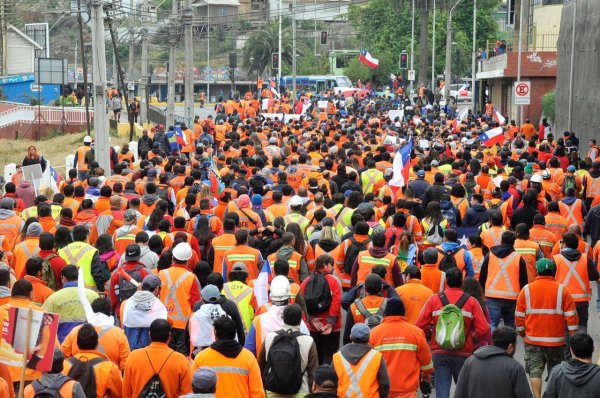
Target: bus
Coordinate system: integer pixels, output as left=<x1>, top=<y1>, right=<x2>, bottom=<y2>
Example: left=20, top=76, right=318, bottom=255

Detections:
left=279, top=75, right=356, bottom=95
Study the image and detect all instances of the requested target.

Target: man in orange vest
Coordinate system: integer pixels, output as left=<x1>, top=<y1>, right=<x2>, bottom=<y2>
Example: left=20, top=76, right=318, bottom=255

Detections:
left=267, top=232, right=307, bottom=284
left=529, top=214, right=558, bottom=259
left=158, top=242, right=201, bottom=355
left=11, top=222, right=42, bottom=279
left=545, top=201, right=570, bottom=238
left=582, top=161, right=600, bottom=210
left=370, top=297, right=433, bottom=397
left=211, top=217, right=237, bottom=273
left=223, top=229, right=263, bottom=281
left=479, top=230, right=528, bottom=331
left=480, top=211, right=505, bottom=254
left=515, top=258, right=579, bottom=398
left=351, top=231, right=403, bottom=288
left=73, top=135, right=93, bottom=181
left=333, top=323, right=390, bottom=398
left=420, top=247, right=446, bottom=293
left=559, top=188, right=587, bottom=229
left=24, top=347, right=85, bottom=397
left=395, top=265, right=433, bottom=325
left=514, top=223, right=543, bottom=283
left=552, top=232, right=598, bottom=333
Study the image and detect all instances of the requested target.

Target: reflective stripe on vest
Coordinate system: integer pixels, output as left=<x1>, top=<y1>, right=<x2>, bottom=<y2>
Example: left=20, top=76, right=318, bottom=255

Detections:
left=360, top=256, right=391, bottom=267
left=487, top=228, right=503, bottom=247
left=362, top=170, right=379, bottom=194
left=518, top=284, right=572, bottom=342
left=374, top=343, right=417, bottom=352
left=560, top=201, right=582, bottom=225
left=226, top=254, right=256, bottom=263
left=339, top=349, right=378, bottom=398
left=61, top=245, right=95, bottom=266
left=212, top=366, right=249, bottom=376
left=164, top=271, right=190, bottom=321
left=21, top=243, right=40, bottom=260
left=223, top=284, right=253, bottom=305
left=97, top=327, right=110, bottom=357
left=486, top=252, right=519, bottom=298
left=336, top=208, right=352, bottom=232
left=557, top=254, right=591, bottom=300
left=587, top=176, right=600, bottom=197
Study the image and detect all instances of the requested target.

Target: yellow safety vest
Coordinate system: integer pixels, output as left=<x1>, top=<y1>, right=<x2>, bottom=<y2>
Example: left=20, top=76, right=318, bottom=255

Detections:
left=222, top=281, right=254, bottom=334
left=59, top=242, right=98, bottom=289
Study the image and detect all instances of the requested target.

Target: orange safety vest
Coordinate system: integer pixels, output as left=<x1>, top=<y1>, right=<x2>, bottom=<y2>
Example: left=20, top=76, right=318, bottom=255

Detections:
left=223, top=245, right=261, bottom=281
left=158, top=267, right=196, bottom=329
left=545, top=212, right=569, bottom=238
left=0, top=215, right=22, bottom=251
left=333, top=349, right=383, bottom=398
left=529, top=226, right=557, bottom=259
left=514, top=239, right=539, bottom=283
left=76, top=146, right=91, bottom=171
left=268, top=250, right=303, bottom=284
left=585, top=174, right=600, bottom=198
left=356, top=251, right=396, bottom=287
left=559, top=199, right=584, bottom=227
left=481, top=226, right=504, bottom=249
left=554, top=253, right=592, bottom=302
left=211, top=233, right=237, bottom=273
left=13, top=238, right=41, bottom=279
left=484, top=251, right=522, bottom=300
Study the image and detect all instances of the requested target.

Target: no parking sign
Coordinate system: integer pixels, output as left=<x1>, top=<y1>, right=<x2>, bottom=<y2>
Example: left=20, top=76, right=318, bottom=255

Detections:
left=514, top=81, right=531, bottom=105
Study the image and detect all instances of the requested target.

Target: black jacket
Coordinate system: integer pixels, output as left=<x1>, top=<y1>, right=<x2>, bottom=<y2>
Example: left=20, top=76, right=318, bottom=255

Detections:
left=544, top=359, right=600, bottom=398
left=510, top=205, right=539, bottom=229
left=584, top=203, right=600, bottom=247
left=455, top=345, right=532, bottom=398
left=422, top=183, right=449, bottom=207
left=463, top=204, right=489, bottom=228
left=408, top=178, right=430, bottom=200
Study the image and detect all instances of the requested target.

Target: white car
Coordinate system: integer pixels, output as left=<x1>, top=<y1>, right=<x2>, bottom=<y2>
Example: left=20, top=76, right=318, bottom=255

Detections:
left=449, top=83, right=472, bottom=102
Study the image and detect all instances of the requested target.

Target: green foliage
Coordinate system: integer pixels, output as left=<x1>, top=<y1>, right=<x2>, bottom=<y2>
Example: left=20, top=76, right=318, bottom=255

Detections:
left=344, top=58, right=372, bottom=83
left=297, top=53, right=330, bottom=75
left=541, top=90, right=555, bottom=121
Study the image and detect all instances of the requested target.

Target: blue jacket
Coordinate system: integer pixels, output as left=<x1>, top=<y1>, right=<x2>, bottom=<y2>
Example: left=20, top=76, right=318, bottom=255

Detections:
left=439, top=241, right=475, bottom=277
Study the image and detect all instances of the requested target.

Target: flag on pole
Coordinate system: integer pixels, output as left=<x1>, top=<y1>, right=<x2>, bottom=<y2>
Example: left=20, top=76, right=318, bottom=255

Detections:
left=493, top=107, right=506, bottom=125
left=479, top=127, right=505, bottom=147
left=174, top=124, right=188, bottom=146
left=49, top=164, right=63, bottom=193
left=452, top=107, right=469, bottom=131
left=209, top=159, right=225, bottom=198
left=359, top=49, right=380, bottom=69
left=254, top=259, right=272, bottom=306
left=389, top=139, right=413, bottom=188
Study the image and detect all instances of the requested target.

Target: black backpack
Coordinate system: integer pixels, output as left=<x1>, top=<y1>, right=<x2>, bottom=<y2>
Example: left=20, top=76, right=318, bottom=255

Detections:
left=31, top=374, right=72, bottom=398
left=116, top=265, right=145, bottom=303
left=67, top=356, right=105, bottom=398
left=139, top=349, right=174, bottom=398
left=304, top=272, right=332, bottom=315
left=344, top=237, right=371, bottom=274
left=138, top=138, right=151, bottom=155
left=262, top=330, right=304, bottom=395
left=354, top=298, right=388, bottom=328
left=437, top=248, right=460, bottom=272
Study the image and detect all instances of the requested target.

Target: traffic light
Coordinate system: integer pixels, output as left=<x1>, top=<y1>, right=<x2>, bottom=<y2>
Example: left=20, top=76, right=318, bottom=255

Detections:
left=272, top=53, right=279, bottom=70
left=228, top=68, right=235, bottom=82
left=400, top=52, right=408, bottom=70
left=320, top=31, right=328, bottom=45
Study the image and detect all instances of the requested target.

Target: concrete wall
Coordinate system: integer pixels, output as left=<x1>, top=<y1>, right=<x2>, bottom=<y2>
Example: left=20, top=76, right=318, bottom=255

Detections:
left=555, top=0, right=600, bottom=145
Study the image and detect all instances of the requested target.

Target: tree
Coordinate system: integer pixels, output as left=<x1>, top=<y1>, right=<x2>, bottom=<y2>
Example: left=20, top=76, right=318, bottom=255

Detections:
left=241, top=21, right=293, bottom=77
left=344, top=58, right=372, bottom=82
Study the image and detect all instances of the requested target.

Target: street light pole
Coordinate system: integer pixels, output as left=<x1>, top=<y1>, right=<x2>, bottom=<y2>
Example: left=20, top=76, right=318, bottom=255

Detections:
left=166, top=0, right=178, bottom=128
left=207, top=3, right=210, bottom=102
left=278, top=0, right=282, bottom=92
left=471, top=0, right=477, bottom=113
left=139, top=0, right=149, bottom=126
left=184, top=0, right=194, bottom=126
left=90, top=0, right=110, bottom=175
left=292, top=0, right=297, bottom=98
left=444, top=0, right=462, bottom=103
left=410, top=0, right=415, bottom=93
left=516, top=0, right=525, bottom=125
left=431, top=0, right=436, bottom=91
left=567, top=0, right=577, bottom=132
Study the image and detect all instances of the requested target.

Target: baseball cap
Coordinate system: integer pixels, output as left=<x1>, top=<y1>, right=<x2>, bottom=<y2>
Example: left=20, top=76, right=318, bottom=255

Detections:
left=201, top=285, right=221, bottom=303
left=314, top=364, right=338, bottom=386
left=290, top=195, right=303, bottom=207
left=231, top=262, right=248, bottom=273
left=192, top=367, right=217, bottom=391
left=125, top=244, right=141, bottom=261
left=567, top=165, right=576, bottom=172
left=417, top=170, right=425, bottom=177
left=142, top=274, right=161, bottom=290
left=536, top=258, right=555, bottom=274
left=350, top=323, right=370, bottom=343
left=431, top=160, right=439, bottom=166
left=147, top=168, right=158, bottom=178
left=124, top=209, right=137, bottom=222
left=173, top=242, right=193, bottom=262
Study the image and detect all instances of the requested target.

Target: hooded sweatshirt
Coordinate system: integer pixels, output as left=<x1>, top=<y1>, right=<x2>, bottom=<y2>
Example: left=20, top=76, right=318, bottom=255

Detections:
left=439, top=241, right=475, bottom=277
left=118, top=245, right=159, bottom=269
left=0, top=208, right=17, bottom=220
left=141, top=194, right=159, bottom=206
left=336, top=343, right=390, bottom=398
left=544, top=359, right=600, bottom=398
left=27, top=373, right=86, bottom=398
left=276, top=246, right=309, bottom=281
left=454, top=345, right=532, bottom=398
left=16, top=181, right=36, bottom=208
left=350, top=246, right=403, bottom=287
left=478, top=245, right=529, bottom=297
left=464, top=203, right=489, bottom=228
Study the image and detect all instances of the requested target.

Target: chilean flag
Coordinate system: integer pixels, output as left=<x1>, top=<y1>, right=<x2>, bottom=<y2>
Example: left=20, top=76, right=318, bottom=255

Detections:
left=493, top=107, right=506, bottom=125
left=452, top=107, right=469, bottom=131
left=49, top=164, right=63, bottom=193
left=254, top=259, right=272, bottom=306
left=209, top=159, right=225, bottom=198
left=389, top=139, right=413, bottom=188
left=359, top=49, right=380, bottom=69
left=479, top=127, right=505, bottom=147
left=174, top=124, right=188, bottom=146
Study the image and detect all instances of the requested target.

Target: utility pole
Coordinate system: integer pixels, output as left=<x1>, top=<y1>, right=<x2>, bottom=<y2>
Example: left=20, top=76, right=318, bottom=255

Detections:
left=128, top=0, right=134, bottom=79
left=410, top=0, right=415, bottom=93
left=166, top=0, right=178, bottom=128
left=444, top=0, right=462, bottom=103
left=184, top=0, right=194, bottom=127
left=471, top=0, right=477, bottom=113
left=567, top=0, right=577, bottom=132
left=277, top=0, right=282, bottom=92
left=206, top=4, right=210, bottom=102
left=139, top=0, right=149, bottom=126
left=77, top=0, right=91, bottom=135
left=90, top=0, right=110, bottom=175
left=431, top=0, right=436, bottom=91
left=0, top=0, right=5, bottom=76
left=516, top=0, right=525, bottom=125
left=292, top=0, right=296, bottom=97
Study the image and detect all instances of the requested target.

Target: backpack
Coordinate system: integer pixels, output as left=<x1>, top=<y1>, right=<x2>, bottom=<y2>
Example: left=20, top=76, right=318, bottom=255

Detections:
left=31, top=374, right=72, bottom=398
left=344, top=237, right=371, bottom=274
left=41, top=254, right=59, bottom=291
left=563, top=174, right=576, bottom=195
left=437, top=248, right=460, bottom=272
left=426, top=223, right=444, bottom=245
left=67, top=356, right=105, bottom=398
left=166, top=131, right=179, bottom=151
left=116, top=265, right=145, bottom=303
left=354, top=298, right=388, bottom=329
left=303, top=272, right=332, bottom=315
left=138, top=137, right=151, bottom=154
left=262, top=329, right=305, bottom=395
left=188, top=182, right=202, bottom=196
left=435, top=292, right=470, bottom=350
left=441, top=207, right=456, bottom=229
left=486, top=199, right=503, bottom=211
left=139, top=349, right=174, bottom=398
left=194, top=213, right=213, bottom=231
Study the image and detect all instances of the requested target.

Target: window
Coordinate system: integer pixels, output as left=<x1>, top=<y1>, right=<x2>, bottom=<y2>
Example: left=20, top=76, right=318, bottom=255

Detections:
left=218, top=7, right=227, bottom=16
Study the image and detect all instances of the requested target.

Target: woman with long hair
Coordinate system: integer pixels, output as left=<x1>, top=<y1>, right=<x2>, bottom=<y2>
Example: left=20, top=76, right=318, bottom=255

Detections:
left=390, top=231, right=417, bottom=271
left=193, top=217, right=214, bottom=265
left=421, top=201, right=447, bottom=247
left=22, top=145, right=47, bottom=172
left=462, top=277, right=492, bottom=348
left=286, top=222, right=314, bottom=271
left=145, top=202, right=167, bottom=231
left=95, top=234, right=119, bottom=272
left=314, top=226, right=342, bottom=278
left=193, top=261, right=213, bottom=289
left=157, top=249, right=173, bottom=272
left=54, top=226, right=73, bottom=250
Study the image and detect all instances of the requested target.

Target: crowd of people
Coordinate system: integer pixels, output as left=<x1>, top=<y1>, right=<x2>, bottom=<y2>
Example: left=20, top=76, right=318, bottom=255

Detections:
left=1, top=87, right=600, bottom=398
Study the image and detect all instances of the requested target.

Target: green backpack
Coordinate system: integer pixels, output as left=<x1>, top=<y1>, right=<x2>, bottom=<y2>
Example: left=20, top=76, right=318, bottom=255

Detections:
left=435, top=292, right=470, bottom=350
left=41, top=254, right=59, bottom=291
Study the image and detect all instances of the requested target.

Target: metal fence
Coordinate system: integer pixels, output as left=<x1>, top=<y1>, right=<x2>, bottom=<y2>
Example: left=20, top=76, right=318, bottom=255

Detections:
left=485, top=32, right=559, bottom=58
left=0, top=104, right=93, bottom=129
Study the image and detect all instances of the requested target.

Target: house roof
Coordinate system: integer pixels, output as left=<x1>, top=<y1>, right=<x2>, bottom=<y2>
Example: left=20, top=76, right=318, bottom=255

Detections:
left=193, top=0, right=241, bottom=6
left=7, top=24, right=43, bottom=50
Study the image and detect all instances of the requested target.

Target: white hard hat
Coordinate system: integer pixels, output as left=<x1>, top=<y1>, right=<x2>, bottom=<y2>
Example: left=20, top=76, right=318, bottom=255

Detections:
left=83, top=135, right=92, bottom=143
left=270, top=275, right=290, bottom=301
left=290, top=195, right=303, bottom=207
left=530, top=174, right=543, bottom=183
left=172, top=242, right=193, bottom=262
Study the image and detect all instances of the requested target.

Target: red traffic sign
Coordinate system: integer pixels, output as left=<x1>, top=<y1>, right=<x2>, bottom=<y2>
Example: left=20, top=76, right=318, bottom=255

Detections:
left=514, top=81, right=531, bottom=105
left=515, top=83, right=529, bottom=96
